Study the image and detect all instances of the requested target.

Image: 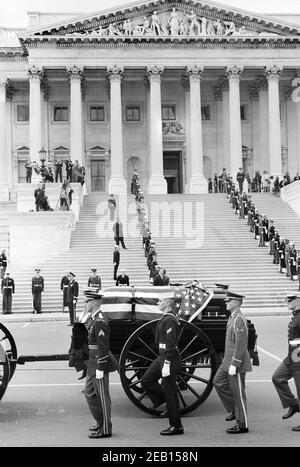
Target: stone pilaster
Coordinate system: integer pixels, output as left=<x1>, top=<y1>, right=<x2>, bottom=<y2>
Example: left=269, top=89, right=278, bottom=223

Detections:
left=186, top=65, right=207, bottom=193
left=226, top=65, right=243, bottom=179
left=146, top=65, right=167, bottom=194
left=27, top=65, right=43, bottom=163
left=67, top=65, right=84, bottom=166
left=106, top=65, right=127, bottom=195
left=265, top=65, right=283, bottom=175
left=0, top=79, right=9, bottom=200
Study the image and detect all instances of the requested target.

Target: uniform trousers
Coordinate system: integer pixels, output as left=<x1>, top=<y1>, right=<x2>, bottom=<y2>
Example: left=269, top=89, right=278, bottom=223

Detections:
left=213, top=367, right=248, bottom=429
left=142, top=356, right=182, bottom=429
left=85, top=372, right=112, bottom=435
left=113, top=264, right=119, bottom=281
left=2, top=293, right=12, bottom=314
left=32, top=292, right=42, bottom=313
left=67, top=301, right=76, bottom=325
left=285, top=253, right=291, bottom=277
left=272, top=361, right=300, bottom=409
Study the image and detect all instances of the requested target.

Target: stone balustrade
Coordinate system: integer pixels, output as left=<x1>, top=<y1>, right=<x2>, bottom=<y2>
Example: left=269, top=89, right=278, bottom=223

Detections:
left=281, top=180, right=300, bottom=219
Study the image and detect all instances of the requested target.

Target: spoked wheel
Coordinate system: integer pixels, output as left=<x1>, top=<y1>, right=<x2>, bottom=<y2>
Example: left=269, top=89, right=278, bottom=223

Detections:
left=119, top=319, right=218, bottom=416
left=0, top=342, right=10, bottom=401
left=0, top=323, right=17, bottom=381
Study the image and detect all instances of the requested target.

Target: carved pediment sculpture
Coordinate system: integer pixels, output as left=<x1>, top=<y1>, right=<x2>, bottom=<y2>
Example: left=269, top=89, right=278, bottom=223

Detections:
left=162, top=121, right=185, bottom=136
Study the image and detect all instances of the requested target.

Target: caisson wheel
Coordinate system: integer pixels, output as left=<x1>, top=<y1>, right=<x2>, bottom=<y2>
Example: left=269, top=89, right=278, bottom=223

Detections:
left=0, top=342, right=10, bottom=401
left=0, top=323, right=17, bottom=381
left=119, top=319, right=217, bottom=416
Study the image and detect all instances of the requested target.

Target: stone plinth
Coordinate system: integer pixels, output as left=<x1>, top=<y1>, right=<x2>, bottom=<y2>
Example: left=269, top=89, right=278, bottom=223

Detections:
left=16, top=183, right=84, bottom=221
left=281, top=180, right=300, bottom=218
left=8, top=211, right=76, bottom=274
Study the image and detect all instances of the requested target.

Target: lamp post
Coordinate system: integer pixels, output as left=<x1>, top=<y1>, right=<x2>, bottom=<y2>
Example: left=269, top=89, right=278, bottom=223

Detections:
left=38, top=147, right=48, bottom=182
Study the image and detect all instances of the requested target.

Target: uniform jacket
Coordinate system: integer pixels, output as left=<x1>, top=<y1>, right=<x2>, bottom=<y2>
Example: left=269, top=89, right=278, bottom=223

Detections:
left=60, top=275, right=69, bottom=290
left=116, top=274, right=129, bottom=286
left=113, top=222, right=123, bottom=238
left=87, top=316, right=118, bottom=375
left=221, top=309, right=252, bottom=373
left=113, top=250, right=120, bottom=265
left=66, top=279, right=79, bottom=303
left=88, top=275, right=102, bottom=289
left=284, top=310, right=300, bottom=369
left=0, top=253, right=7, bottom=268
left=1, top=277, right=15, bottom=295
left=153, top=273, right=169, bottom=286
left=155, top=312, right=180, bottom=365
left=32, top=276, right=44, bottom=294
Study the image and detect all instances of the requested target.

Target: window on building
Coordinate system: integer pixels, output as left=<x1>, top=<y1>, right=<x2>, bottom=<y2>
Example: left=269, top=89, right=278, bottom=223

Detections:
left=17, top=104, right=29, bottom=122
left=54, top=106, right=68, bottom=121
left=90, top=106, right=105, bottom=121
left=240, top=105, right=247, bottom=121
left=162, top=105, right=176, bottom=120
left=201, top=105, right=211, bottom=121
left=18, top=160, right=27, bottom=183
left=126, top=105, right=141, bottom=121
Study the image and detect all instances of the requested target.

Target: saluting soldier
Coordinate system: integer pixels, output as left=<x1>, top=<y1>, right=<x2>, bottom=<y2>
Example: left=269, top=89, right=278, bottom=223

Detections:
left=213, top=291, right=252, bottom=434
left=1, top=271, right=15, bottom=314
left=272, top=292, right=300, bottom=432
left=289, top=244, right=298, bottom=281
left=87, top=268, right=102, bottom=292
left=142, top=296, right=184, bottom=436
left=66, top=272, right=79, bottom=326
left=32, top=268, right=44, bottom=314
left=60, top=271, right=70, bottom=312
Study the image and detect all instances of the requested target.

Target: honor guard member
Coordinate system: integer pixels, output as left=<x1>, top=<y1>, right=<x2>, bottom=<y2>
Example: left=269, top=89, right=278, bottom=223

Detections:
left=297, top=251, right=300, bottom=291
left=279, top=237, right=286, bottom=273
left=0, top=249, right=7, bottom=279
left=285, top=239, right=291, bottom=278
left=142, top=296, right=184, bottom=436
left=66, top=272, right=79, bottom=326
left=113, top=245, right=120, bottom=281
left=273, top=230, right=280, bottom=264
left=87, top=268, right=102, bottom=292
left=1, top=272, right=15, bottom=314
left=289, top=244, right=298, bottom=281
left=54, top=159, right=63, bottom=183
left=84, top=300, right=118, bottom=439
left=268, top=220, right=275, bottom=255
left=213, top=291, right=252, bottom=434
left=272, top=292, right=300, bottom=431
left=236, top=168, right=245, bottom=194
left=254, top=211, right=260, bottom=240
left=32, top=268, right=44, bottom=314
left=60, top=271, right=70, bottom=312
left=116, top=269, right=130, bottom=287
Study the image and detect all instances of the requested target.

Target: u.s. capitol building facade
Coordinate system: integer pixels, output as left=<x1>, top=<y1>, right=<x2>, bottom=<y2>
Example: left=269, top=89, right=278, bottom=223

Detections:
left=1, top=0, right=300, bottom=198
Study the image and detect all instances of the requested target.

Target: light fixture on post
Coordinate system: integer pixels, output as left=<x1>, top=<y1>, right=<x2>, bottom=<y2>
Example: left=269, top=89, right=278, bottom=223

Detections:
left=38, top=147, right=47, bottom=181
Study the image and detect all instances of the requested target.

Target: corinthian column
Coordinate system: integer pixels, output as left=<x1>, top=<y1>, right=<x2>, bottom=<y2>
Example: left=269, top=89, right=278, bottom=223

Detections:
left=106, top=65, right=126, bottom=195
left=28, top=65, right=43, bottom=162
left=0, top=80, right=9, bottom=200
left=186, top=65, right=207, bottom=193
left=265, top=65, right=283, bottom=175
left=226, top=65, right=243, bottom=179
left=146, top=65, right=167, bottom=194
left=67, top=66, right=84, bottom=166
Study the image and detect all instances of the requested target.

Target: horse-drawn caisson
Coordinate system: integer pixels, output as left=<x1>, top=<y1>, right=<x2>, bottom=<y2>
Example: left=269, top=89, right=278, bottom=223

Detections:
left=0, top=282, right=258, bottom=416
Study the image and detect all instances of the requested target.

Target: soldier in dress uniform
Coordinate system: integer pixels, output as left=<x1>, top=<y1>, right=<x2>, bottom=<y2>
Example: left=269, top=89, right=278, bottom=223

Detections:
left=142, top=296, right=184, bottom=436
left=1, top=271, right=15, bottom=314
left=113, top=245, right=120, bottom=281
left=273, top=230, right=280, bottom=264
left=297, top=250, right=300, bottom=291
left=55, top=159, right=63, bottom=183
left=236, top=168, right=245, bottom=194
left=289, top=243, right=298, bottom=281
left=279, top=237, right=286, bottom=274
left=25, top=160, right=32, bottom=183
left=268, top=220, right=275, bottom=255
left=0, top=249, right=7, bottom=279
left=116, top=269, right=130, bottom=286
left=32, top=268, right=44, bottom=314
left=87, top=268, right=102, bottom=292
left=272, top=292, right=300, bottom=431
left=60, top=271, right=70, bottom=312
left=213, top=291, right=252, bottom=434
left=285, top=239, right=291, bottom=278
left=254, top=211, right=260, bottom=240
left=259, top=214, right=269, bottom=247
left=66, top=272, right=79, bottom=326
left=83, top=297, right=118, bottom=439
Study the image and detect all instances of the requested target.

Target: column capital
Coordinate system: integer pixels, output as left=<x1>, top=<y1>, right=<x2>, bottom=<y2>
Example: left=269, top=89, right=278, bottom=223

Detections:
left=218, top=75, right=229, bottom=91
left=186, top=65, right=203, bottom=81
left=106, top=65, right=124, bottom=82
left=146, top=65, right=164, bottom=83
left=225, top=65, right=243, bottom=82
left=67, top=65, right=84, bottom=82
left=27, top=65, right=44, bottom=82
left=265, top=65, right=283, bottom=82
left=254, top=74, right=268, bottom=91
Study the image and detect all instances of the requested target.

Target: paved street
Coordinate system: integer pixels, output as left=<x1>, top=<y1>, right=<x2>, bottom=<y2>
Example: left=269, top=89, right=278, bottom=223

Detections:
left=0, top=316, right=299, bottom=447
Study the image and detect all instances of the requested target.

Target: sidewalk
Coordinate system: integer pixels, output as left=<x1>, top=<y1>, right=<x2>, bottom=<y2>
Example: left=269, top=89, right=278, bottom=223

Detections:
left=0, top=308, right=290, bottom=323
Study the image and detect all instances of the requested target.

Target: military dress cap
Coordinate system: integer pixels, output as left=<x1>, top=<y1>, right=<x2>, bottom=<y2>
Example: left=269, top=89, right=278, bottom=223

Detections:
left=215, top=283, right=229, bottom=290
left=91, top=268, right=97, bottom=272
left=286, top=292, right=300, bottom=300
left=69, top=272, right=76, bottom=277
left=225, top=291, right=245, bottom=301
left=34, top=268, right=41, bottom=272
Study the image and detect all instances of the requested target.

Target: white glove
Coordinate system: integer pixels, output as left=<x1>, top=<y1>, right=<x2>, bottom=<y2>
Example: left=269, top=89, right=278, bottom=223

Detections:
left=73, top=299, right=77, bottom=304
left=96, top=370, right=104, bottom=380
left=228, top=365, right=236, bottom=376
left=162, top=362, right=170, bottom=377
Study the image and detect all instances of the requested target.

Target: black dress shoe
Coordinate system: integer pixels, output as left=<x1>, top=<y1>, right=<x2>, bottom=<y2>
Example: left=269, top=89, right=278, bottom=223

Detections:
left=227, top=425, right=249, bottom=434
left=88, top=430, right=112, bottom=439
left=89, top=425, right=100, bottom=432
left=292, top=425, right=300, bottom=432
left=225, top=411, right=236, bottom=421
left=160, top=426, right=184, bottom=436
left=282, top=406, right=299, bottom=420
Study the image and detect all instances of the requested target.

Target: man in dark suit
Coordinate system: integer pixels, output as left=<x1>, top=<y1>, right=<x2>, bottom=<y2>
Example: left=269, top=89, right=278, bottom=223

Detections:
left=55, top=159, right=63, bottom=183
left=153, top=267, right=169, bottom=286
left=32, top=268, right=44, bottom=314
left=66, top=272, right=79, bottom=326
left=1, top=271, right=15, bottom=314
left=25, top=160, right=32, bottom=183
left=213, top=291, right=252, bottom=434
left=116, top=269, right=129, bottom=286
left=113, top=246, right=120, bottom=281
left=113, top=218, right=127, bottom=249
left=65, top=160, right=73, bottom=182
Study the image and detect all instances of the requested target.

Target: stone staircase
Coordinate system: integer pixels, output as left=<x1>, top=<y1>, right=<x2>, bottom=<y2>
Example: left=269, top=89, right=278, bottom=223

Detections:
left=144, top=193, right=300, bottom=308
left=7, top=193, right=150, bottom=313
left=0, top=201, right=17, bottom=265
